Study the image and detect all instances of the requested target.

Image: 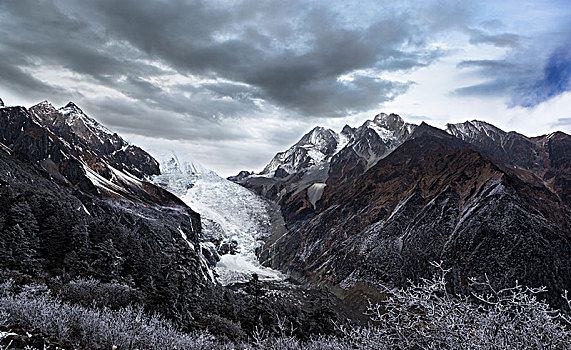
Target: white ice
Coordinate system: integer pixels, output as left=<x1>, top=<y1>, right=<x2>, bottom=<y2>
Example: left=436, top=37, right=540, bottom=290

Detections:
left=153, top=156, right=285, bottom=286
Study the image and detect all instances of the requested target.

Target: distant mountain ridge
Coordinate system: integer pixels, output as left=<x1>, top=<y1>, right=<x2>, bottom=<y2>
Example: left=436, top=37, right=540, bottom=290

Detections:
left=229, top=113, right=416, bottom=198
left=446, top=120, right=570, bottom=205
left=231, top=113, right=571, bottom=308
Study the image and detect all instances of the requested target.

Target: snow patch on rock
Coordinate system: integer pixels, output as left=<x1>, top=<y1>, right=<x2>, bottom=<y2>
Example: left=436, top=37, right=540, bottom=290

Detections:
left=307, top=183, right=326, bottom=209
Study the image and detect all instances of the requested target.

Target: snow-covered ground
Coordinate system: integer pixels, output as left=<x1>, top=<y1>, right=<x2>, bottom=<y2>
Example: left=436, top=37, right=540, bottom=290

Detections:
left=152, top=155, right=284, bottom=285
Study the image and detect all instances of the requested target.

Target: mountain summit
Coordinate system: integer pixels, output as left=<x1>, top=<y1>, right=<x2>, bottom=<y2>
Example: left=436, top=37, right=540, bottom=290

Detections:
left=28, top=100, right=159, bottom=180
left=230, top=112, right=416, bottom=198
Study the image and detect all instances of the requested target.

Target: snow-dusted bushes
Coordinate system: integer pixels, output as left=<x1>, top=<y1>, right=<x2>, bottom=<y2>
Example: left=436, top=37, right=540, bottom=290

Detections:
left=361, top=262, right=571, bottom=349
left=0, top=281, right=344, bottom=349
left=55, top=277, right=143, bottom=309
left=1, top=267, right=570, bottom=349
left=0, top=283, right=216, bottom=349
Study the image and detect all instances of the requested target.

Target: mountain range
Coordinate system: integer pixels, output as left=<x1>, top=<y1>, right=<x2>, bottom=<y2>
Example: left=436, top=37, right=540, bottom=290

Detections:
left=231, top=113, right=571, bottom=308
left=1, top=97, right=569, bottom=339
left=0, top=98, right=343, bottom=338
left=0, top=99, right=216, bottom=320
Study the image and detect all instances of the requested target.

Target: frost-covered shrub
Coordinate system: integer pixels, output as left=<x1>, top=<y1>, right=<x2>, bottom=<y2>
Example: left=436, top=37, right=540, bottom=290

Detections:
left=1, top=268, right=570, bottom=349
left=364, top=262, right=571, bottom=349
left=201, top=314, right=247, bottom=342
left=56, top=277, right=142, bottom=309
left=0, top=287, right=218, bottom=349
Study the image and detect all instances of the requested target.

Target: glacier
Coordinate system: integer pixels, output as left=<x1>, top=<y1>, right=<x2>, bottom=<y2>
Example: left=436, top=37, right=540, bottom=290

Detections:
left=152, top=155, right=284, bottom=286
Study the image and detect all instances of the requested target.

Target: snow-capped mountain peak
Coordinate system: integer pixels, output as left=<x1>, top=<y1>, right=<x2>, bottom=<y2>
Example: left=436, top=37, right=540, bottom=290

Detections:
left=262, top=126, right=339, bottom=175
left=59, top=102, right=111, bottom=134
left=232, top=112, right=419, bottom=202
left=236, top=112, right=420, bottom=190
left=60, top=101, right=84, bottom=114
left=445, top=120, right=506, bottom=144
left=159, top=154, right=212, bottom=175
left=54, top=101, right=136, bottom=161
left=26, top=100, right=160, bottom=179
left=30, top=101, right=58, bottom=122
left=364, top=113, right=415, bottom=145
left=373, top=112, right=404, bottom=128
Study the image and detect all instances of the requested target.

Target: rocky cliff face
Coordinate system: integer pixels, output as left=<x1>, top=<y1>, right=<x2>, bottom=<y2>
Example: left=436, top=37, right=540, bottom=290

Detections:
left=235, top=116, right=571, bottom=308
left=0, top=100, right=213, bottom=318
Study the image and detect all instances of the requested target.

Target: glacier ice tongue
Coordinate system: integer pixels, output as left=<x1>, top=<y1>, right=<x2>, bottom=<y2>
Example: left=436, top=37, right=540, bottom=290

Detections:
left=153, top=155, right=285, bottom=285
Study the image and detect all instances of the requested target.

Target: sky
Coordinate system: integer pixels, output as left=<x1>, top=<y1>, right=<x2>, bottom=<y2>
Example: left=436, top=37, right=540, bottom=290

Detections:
left=0, top=0, right=569, bottom=176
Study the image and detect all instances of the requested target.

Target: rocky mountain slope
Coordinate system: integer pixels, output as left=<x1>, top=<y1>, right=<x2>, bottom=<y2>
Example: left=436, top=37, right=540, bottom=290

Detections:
left=232, top=115, right=571, bottom=308
left=446, top=120, right=570, bottom=206
left=29, top=100, right=159, bottom=179
left=0, top=98, right=347, bottom=337
left=0, top=99, right=214, bottom=320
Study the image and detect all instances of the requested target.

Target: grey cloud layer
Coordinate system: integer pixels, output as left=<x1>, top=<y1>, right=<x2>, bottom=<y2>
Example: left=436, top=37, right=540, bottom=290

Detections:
left=2, top=0, right=563, bottom=145
left=0, top=0, right=463, bottom=133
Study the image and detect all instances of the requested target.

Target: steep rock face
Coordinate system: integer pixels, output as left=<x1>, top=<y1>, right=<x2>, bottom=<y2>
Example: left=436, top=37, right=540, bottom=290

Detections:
left=2, top=103, right=168, bottom=205
left=262, top=126, right=339, bottom=175
left=446, top=120, right=570, bottom=205
left=259, top=123, right=571, bottom=308
left=29, top=101, right=159, bottom=179
left=0, top=101, right=212, bottom=317
left=328, top=114, right=415, bottom=186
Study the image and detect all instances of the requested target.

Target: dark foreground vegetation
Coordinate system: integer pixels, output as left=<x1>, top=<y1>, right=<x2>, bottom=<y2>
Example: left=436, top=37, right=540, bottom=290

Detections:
left=2, top=263, right=570, bottom=350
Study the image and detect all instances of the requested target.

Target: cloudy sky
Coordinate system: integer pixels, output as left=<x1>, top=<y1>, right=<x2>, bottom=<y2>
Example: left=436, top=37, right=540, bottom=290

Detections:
left=0, top=0, right=569, bottom=176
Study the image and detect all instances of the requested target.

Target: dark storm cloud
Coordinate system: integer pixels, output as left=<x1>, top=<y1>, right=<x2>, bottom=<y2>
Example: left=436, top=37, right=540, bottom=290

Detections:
left=0, top=58, right=59, bottom=98
left=74, top=0, right=443, bottom=117
left=0, top=0, right=461, bottom=132
left=81, top=96, right=247, bottom=141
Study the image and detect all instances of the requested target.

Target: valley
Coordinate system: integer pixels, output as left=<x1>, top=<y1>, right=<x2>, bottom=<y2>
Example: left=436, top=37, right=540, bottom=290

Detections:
left=152, top=156, right=285, bottom=285
left=0, top=99, right=569, bottom=348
